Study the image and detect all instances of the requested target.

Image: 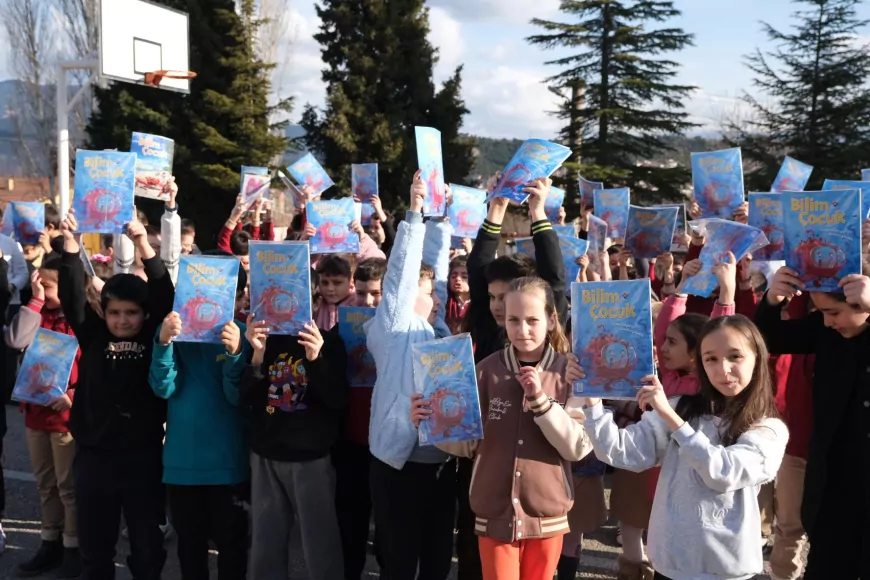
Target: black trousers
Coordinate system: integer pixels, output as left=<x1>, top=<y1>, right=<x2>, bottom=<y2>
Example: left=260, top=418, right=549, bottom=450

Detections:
left=167, top=483, right=250, bottom=580
left=804, top=495, right=870, bottom=580
left=333, top=440, right=374, bottom=580
left=455, top=457, right=481, bottom=580
left=653, top=574, right=672, bottom=580
left=370, top=456, right=456, bottom=580
left=75, top=445, right=166, bottom=580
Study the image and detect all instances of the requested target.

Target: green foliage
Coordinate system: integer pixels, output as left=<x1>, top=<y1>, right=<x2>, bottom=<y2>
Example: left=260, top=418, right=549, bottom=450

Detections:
left=299, top=0, right=474, bottom=210
left=85, top=0, right=290, bottom=247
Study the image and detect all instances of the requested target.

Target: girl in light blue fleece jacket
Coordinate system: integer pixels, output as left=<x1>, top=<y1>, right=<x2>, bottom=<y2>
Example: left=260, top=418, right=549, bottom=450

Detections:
left=568, top=312, right=788, bottom=580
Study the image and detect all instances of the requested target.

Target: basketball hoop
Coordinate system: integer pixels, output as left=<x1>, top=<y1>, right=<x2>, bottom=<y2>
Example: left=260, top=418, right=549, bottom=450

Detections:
left=143, top=69, right=197, bottom=87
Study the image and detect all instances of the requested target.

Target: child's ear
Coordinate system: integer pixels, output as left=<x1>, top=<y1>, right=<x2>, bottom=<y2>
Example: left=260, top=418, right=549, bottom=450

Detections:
left=548, top=313, right=556, bottom=332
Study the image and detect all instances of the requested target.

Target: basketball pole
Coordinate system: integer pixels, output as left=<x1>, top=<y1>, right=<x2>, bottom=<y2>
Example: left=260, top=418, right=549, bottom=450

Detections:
left=56, top=60, right=99, bottom=218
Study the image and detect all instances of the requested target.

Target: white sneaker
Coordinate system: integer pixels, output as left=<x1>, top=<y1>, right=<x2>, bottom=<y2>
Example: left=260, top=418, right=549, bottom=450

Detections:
left=121, top=521, right=173, bottom=542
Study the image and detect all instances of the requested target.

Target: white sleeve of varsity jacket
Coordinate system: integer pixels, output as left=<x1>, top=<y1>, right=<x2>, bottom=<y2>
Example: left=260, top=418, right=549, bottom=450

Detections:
left=113, top=234, right=134, bottom=275
left=161, top=205, right=181, bottom=285
left=530, top=392, right=594, bottom=462
left=582, top=400, right=673, bottom=472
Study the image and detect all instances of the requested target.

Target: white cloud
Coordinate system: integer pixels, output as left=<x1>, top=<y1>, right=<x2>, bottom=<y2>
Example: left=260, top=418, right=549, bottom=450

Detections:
left=277, top=7, right=326, bottom=119
left=429, top=0, right=560, bottom=24
left=681, top=88, right=757, bottom=134
left=481, top=43, right=511, bottom=62
left=428, top=6, right=464, bottom=83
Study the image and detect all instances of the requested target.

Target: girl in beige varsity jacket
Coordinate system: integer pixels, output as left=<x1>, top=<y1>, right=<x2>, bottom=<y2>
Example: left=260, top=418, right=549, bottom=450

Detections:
left=412, top=276, right=593, bottom=580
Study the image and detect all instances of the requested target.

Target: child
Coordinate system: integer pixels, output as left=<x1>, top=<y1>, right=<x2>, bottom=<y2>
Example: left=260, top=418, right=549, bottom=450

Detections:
left=754, top=267, right=870, bottom=579
left=149, top=258, right=251, bottom=580
left=242, top=313, right=348, bottom=580
left=332, top=257, right=387, bottom=579
left=367, top=171, right=454, bottom=579
left=180, top=219, right=199, bottom=255
left=5, top=258, right=81, bottom=577
left=57, top=209, right=174, bottom=580
left=577, top=315, right=787, bottom=579
left=314, top=255, right=354, bottom=331
left=446, top=255, right=470, bottom=334
left=413, top=276, right=592, bottom=580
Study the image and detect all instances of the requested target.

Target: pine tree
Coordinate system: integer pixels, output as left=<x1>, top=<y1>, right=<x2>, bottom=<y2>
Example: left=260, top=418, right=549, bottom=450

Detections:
left=300, top=0, right=474, bottom=210
left=731, top=0, right=870, bottom=191
left=86, top=0, right=290, bottom=246
left=527, top=0, right=696, bottom=205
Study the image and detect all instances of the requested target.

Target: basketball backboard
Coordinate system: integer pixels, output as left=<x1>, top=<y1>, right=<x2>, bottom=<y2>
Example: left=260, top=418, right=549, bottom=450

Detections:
left=99, top=0, right=191, bottom=93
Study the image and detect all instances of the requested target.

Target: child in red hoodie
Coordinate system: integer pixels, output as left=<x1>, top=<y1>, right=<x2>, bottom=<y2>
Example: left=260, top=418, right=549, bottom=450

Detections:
left=5, top=255, right=81, bottom=577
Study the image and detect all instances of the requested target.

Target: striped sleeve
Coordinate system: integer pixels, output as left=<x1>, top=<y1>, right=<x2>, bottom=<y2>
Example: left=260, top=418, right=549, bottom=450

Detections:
left=527, top=391, right=551, bottom=415
left=530, top=219, right=553, bottom=235
left=480, top=219, right=501, bottom=236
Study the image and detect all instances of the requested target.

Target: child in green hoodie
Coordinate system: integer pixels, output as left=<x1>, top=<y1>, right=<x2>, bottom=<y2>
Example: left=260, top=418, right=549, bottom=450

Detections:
left=149, top=253, right=252, bottom=580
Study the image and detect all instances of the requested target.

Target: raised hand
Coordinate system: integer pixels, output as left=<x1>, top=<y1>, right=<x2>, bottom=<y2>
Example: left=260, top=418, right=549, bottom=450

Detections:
left=517, top=366, right=543, bottom=397
left=410, top=393, right=432, bottom=427
left=30, top=270, right=45, bottom=302
left=60, top=209, right=80, bottom=254
left=767, top=266, right=803, bottom=305
left=245, top=313, right=269, bottom=352
left=525, top=177, right=551, bottom=222
left=221, top=320, right=242, bottom=355
left=297, top=322, right=324, bottom=361
left=164, top=176, right=178, bottom=209
left=159, top=312, right=183, bottom=345
left=839, top=274, right=870, bottom=312
left=410, top=170, right=426, bottom=214
left=711, top=252, right=737, bottom=304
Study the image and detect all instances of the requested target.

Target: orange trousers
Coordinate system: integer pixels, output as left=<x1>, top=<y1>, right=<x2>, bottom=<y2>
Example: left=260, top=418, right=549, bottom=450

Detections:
left=478, top=535, right=563, bottom=580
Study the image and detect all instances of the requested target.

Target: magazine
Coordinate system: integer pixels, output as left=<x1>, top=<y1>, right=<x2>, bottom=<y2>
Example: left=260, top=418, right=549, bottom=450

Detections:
left=681, top=219, right=769, bottom=297
left=249, top=241, right=312, bottom=335
left=545, top=186, right=565, bottom=222
left=131, top=132, right=174, bottom=200
left=447, top=184, right=487, bottom=239
left=593, top=188, right=630, bottom=240
left=690, top=148, right=745, bottom=219
left=515, top=236, right=589, bottom=283
left=623, top=205, right=678, bottom=259
left=748, top=193, right=785, bottom=261
left=172, top=256, right=240, bottom=343
left=771, top=156, right=812, bottom=193
left=338, top=306, right=376, bottom=387
left=821, top=179, right=870, bottom=220
left=287, top=153, right=334, bottom=197
left=553, top=224, right=576, bottom=238
left=306, top=197, right=361, bottom=254
left=654, top=203, right=688, bottom=252
left=11, top=328, right=79, bottom=406
left=579, top=175, right=603, bottom=209
left=9, top=202, right=44, bottom=245
left=415, top=127, right=447, bottom=216
left=241, top=172, right=271, bottom=210
left=488, top=140, right=571, bottom=204
left=351, top=163, right=378, bottom=225
left=72, top=150, right=136, bottom=233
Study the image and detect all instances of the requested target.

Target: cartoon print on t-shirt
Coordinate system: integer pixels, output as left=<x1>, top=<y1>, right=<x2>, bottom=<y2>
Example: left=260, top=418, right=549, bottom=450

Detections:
left=266, top=353, right=308, bottom=413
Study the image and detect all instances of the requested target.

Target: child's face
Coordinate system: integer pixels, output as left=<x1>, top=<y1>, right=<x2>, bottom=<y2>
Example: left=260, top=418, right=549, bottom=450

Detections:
left=181, top=234, right=195, bottom=255
left=660, top=324, right=694, bottom=373
left=414, top=277, right=439, bottom=324
left=147, top=233, right=161, bottom=253
left=701, top=326, right=757, bottom=397
left=239, top=254, right=250, bottom=272
left=353, top=279, right=383, bottom=308
left=38, top=269, right=60, bottom=309
left=105, top=299, right=146, bottom=338
left=505, top=289, right=554, bottom=356
left=488, top=280, right=511, bottom=328
left=319, top=274, right=351, bottom=304
left=449, top=266, right=469, bottom=296
left=811, top=292, right=870, bottom=338
left=22, top=244, right=42, bottom=262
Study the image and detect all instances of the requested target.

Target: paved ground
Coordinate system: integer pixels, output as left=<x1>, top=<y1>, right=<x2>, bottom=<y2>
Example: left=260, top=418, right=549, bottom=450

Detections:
left=0, top=405, right=778, bottom=579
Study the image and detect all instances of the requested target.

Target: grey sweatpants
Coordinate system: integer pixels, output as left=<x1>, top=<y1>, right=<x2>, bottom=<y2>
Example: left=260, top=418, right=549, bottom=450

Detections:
left=250, top=453, right=344, bottom=580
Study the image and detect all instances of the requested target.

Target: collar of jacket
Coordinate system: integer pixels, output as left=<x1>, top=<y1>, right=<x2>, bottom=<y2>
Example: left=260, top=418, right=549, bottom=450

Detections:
left=500, top=343, right=557, bottom=374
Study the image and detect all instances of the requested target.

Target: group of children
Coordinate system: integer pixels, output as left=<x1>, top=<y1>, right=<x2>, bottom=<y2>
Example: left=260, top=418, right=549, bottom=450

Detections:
left=0, top=168, right=867, bottom=580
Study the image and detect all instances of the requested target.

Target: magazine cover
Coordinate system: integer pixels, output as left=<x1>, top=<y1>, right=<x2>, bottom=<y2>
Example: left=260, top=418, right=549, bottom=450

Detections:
left=579, top=175, right=603, bottom=209
left=414, top=127, right=447, bottom=216
left=9, top=202, right=44, bottom=245
left=545, top=186, right=565, bottom=222
left=514, top=237, right=535, bottom=257
left=241, top=172, right=271, bottom=209
left=571, top=280, right=655, bottom=400
left=351, top=163, right=378, bottom=225
left=623, top=205, right=679, bottom=259
left=11, top=328, right=79, bottom=406
left=306, top=197, right=360, bottom=254
left=559, top=236, right=591, bottom=283
left=586, top=214, right=609, bottom=276
left=782, top=189, right=862, bottom=292
left=653, top=203, right=688, bottom=252
left=72, top=150, right=136, bottom=234
left=412, top=333, right=483, bottom=446
left=553, top=224, right=576, bottom=238
left=241, top=165, right=269, bottom=191
left=862, top=168, right=870, bottom=182
left=488, top=139, right=571, bottom=204
left=172, top=256, right=240, bottom=343
left=338, top=306, right=376, bottom=387
left=249, top=241, right=312, bottom=335
left=771, top=156, right=813, bottom=193
left=447, top=184, right=487, bottom=239
left=287, top=153, right=334, bottom=197
left=131, top=132, right=174, bottom=200
left=690, top=148, right=745, bottom=219
left=748, top=193, right=785, bottom=261
left=681, top=219, right=769, bottom=297
left=822, top=179, right=870, bottom=220
left=593, top=188, right=630, bottom=240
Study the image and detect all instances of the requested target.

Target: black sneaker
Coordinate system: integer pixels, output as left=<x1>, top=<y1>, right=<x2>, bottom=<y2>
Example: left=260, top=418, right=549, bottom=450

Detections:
left=54, top=548, right=82, bottom=579
left=18, top=539, right=63, bottom=576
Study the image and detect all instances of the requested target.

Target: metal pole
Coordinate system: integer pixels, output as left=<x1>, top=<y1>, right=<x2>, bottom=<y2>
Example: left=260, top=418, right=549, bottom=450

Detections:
left=57, top=63, right=69, bottom=217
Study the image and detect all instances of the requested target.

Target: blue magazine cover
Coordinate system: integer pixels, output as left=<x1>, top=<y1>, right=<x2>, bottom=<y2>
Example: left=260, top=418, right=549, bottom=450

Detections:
left=412, top=333, right=483, bottom=446
left=545, top=186, right=565, bottom=222
left=623, top=205, right=678, bottom=259
left=579, top=175, right=603, bottom=209
left=241, top=172, right=271, bottom=209
left=514, top=237, right=535, bottom=257
left=338, top=306, right=376, bottom=387
left=414, top=127, right=447, bottom=217
left=691, top=148, right=745, bottom=219
left=288, top=153, right=334, bottom=197
left=654, top=203, right=688, bottom=252
left=748, top=193, right=785, bottom=261
left=306, top=197, right=360, bottom=254
left=586, top=214, right=609, bottom=276
left=172, top=256, right=240, bottom=343
left=681, top=219, right=769, bottom=297
left=447, top=184, right=487, bottom=239
left=571, top=280, right=655, bottom=400
left=489, top=139, right=571, bottom=204
left=782, top=189, right=862, bottom=292
left=351, top=164, right=378, bottom=225
left=822, top=179, right=870, bottom=220
left=594, top=188, right=630, bottom=240
left=862, top=169, right=870, bottom=182
left=131, top=132, right=174, bottom=201
left=9, top=202, right=44, bottom=245
left=241, top=166, right=269, bottom=191
left=72, top=150, right=135, bottom=234
left=249, top=241, right=312, bottom=335
left=516, top=236, right=589, bottom=283
left=771, top=156, right=812, bottom=193
left=553, top=225, right=576, bottom=238
left=11, top=328, right=78, bottom=406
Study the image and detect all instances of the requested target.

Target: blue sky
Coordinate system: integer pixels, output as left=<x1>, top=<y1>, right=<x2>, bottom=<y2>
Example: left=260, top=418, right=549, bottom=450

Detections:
left=4, top=0, right=870, bottom=140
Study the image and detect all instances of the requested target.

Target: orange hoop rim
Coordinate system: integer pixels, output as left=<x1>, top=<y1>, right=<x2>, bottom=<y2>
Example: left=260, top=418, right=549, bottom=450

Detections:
left=143, top=70, right=198, bottom=86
